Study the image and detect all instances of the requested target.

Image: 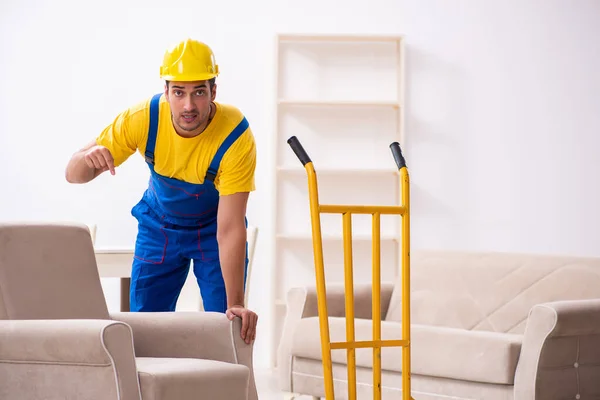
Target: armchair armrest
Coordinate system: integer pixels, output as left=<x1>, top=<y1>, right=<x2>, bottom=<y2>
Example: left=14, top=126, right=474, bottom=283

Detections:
left=0, top=319, right=140, bottom=400
left=276, top=282, right=395, bottom=392
left=109, top=311, right=257, bottom=400
left=514, top=299, right=600, bottom=400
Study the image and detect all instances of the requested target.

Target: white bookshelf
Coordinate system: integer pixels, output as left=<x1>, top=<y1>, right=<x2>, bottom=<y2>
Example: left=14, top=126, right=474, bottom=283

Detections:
left=271, top=33, right=405, bottom=367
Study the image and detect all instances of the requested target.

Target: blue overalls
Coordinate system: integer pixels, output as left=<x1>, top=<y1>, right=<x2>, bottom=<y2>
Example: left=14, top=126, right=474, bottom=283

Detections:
left=129, top=93, right=249, bottom=313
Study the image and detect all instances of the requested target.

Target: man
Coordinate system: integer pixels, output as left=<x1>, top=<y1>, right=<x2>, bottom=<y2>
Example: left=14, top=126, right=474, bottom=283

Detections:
left=65, top=38, right=258, bottom=344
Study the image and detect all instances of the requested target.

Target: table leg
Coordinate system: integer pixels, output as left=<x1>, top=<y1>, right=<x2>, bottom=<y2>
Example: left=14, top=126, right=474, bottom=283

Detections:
left=120, top=277, right=131, bottom=312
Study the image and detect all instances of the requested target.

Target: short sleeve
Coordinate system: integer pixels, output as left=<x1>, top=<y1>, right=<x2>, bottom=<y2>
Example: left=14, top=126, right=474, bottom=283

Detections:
left=95, top=107, right=144, bottom=167
left=215, top=128, right=257, bottom=196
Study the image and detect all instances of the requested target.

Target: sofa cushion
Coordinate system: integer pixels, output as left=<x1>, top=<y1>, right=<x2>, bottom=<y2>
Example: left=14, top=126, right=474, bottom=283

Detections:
left=136, top=357, right=249, bottom=400
left=385, top=250, right=600, bottom=334
left=291, top=317, right=522, bottom=385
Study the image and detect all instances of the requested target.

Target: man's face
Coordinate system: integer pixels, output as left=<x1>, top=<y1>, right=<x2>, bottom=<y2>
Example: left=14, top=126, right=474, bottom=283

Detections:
left=164, top=80, right=216, bottom=136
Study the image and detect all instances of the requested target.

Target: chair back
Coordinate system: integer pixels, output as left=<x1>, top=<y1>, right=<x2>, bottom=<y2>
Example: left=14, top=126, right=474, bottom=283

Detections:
left=0, top=223, right=110, bottom=320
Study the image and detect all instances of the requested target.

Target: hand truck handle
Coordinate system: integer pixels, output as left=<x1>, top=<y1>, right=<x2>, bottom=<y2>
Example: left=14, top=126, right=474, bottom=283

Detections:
left=390, top=141, right=407, bottom=169
left=287, top=136, right=312, bottom=166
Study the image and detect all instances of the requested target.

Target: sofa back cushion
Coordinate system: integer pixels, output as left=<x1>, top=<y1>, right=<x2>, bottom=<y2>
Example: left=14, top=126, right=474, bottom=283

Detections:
left=0, top=223, right=110, bottom=320
left=385, top=249, right=600, bottom=334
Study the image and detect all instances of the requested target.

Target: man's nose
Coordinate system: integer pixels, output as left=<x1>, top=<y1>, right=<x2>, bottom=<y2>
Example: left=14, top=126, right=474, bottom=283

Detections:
left=183, top=96, right=194, bottom=111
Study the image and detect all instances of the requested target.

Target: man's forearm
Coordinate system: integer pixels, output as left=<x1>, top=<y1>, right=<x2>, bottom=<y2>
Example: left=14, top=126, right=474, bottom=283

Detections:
left=65, top=151, right=97, bottom=183
left=217, top=222, right=247, bottom=308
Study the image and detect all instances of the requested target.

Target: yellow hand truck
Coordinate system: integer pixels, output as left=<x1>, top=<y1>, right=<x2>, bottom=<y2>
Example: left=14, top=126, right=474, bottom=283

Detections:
left=287, top=136, right=413, bottom=400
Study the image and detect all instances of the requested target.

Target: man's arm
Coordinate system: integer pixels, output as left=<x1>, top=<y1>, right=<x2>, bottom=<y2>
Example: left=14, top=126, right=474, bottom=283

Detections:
left=65, top=140, right=116, bottom=184
left=217, top=191, right=258, bottom=344
left=66, top=101, right=143, bottom=184
left=217, top=191, right=249, bottom=308
left=214, top=119, right=257, bottom=343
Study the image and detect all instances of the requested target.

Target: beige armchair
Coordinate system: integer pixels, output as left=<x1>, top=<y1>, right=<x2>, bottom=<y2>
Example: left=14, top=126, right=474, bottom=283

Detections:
left=0, top=222, right=257, bottom=400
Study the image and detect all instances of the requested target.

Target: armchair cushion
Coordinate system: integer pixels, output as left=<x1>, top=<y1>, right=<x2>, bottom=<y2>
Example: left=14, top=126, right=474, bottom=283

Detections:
left=137, top=357, right=249, bottom=400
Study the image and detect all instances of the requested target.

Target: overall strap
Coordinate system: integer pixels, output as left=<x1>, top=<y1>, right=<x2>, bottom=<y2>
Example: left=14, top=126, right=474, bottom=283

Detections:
left=144, top=93, right=162, bottom=165
left=205, top=117, right=250, bottom=182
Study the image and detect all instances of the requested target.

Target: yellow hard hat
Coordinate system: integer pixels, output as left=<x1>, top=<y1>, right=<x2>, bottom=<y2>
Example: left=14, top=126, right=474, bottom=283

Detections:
left=160, top=39, right=219, bottom=82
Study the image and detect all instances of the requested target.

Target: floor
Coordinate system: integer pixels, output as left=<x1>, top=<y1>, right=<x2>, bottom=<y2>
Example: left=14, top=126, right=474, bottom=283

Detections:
left=255, top=368, right=316, bottom=400
left=255, top=369, right=283, bottom=399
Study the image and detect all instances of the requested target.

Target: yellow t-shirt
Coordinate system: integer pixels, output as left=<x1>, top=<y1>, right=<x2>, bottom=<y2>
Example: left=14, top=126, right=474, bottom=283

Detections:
left=95, top=94, right=256, bottom=196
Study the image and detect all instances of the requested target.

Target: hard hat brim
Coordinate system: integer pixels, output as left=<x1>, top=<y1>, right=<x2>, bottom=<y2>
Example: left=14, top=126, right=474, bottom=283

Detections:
left=161, top=72, right=219, bottom=82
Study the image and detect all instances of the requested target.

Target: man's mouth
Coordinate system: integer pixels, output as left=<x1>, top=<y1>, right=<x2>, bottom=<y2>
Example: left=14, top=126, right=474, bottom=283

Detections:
left=181, top=114, right=197, bottom=123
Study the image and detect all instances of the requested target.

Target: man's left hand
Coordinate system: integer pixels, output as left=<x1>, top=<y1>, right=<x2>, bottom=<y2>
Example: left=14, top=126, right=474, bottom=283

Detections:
left=226, top=305, right=258, bottom=344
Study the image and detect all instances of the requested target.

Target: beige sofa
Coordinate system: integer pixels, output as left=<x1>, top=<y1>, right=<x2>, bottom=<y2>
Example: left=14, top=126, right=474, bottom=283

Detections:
left=0, top=222, right=257, bottom=400
left=277, top=249, right=600, bottom=399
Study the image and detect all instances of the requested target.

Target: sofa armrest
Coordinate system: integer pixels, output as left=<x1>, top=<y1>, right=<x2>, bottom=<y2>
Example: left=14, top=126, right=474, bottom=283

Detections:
left=110, top=311, right=257, bottom=400
left=0, top=319, right=140, bottom=400
left=514, top=299, right=600, bottom=400
left=276, top=282, right=394, bottom=392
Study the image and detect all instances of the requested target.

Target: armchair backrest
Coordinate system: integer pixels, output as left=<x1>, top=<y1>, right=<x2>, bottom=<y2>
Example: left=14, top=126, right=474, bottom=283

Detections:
left=0, top=223, right=110, bottom=320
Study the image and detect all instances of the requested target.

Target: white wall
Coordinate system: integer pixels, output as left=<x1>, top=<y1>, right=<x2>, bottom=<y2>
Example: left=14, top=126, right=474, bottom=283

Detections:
left=2, top=0, right=599, bottom=369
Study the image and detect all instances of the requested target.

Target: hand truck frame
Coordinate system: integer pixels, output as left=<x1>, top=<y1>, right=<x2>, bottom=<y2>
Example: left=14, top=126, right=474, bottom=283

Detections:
left=287, top=136, right=413, bottom=400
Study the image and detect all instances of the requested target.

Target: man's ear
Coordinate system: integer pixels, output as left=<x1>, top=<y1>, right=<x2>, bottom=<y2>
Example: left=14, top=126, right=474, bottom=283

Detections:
left=211, top=83, right=217, bottom=101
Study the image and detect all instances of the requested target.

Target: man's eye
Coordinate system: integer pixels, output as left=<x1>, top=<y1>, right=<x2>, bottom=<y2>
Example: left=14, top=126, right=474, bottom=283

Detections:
left=196, top=91, right=205, bottom=96
left=174, top=91, right=182, bottom=96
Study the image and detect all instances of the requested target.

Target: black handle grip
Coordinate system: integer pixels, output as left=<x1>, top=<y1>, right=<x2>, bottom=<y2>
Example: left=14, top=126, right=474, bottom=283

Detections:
left=390, top=142, right=407, bottom=169
left=287, top=136, right=312, bottom=166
